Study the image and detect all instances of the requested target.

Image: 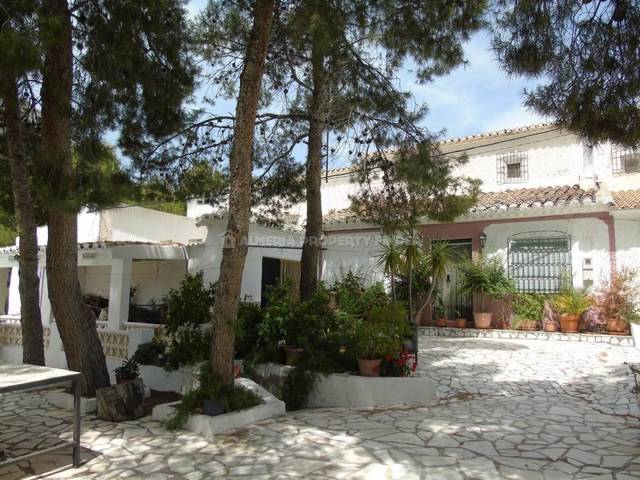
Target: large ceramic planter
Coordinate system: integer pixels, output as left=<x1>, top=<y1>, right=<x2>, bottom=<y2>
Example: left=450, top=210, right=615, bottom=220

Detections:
left=358, top=358, right=382, bottom=377
left=285, top=347, right=304, bottom=366
left=559, top=314, right=579, bottom=333
left=436, top=317, right=448, bottom=327
left=606, top=318, right=629, bottom=335
left=455, top=318, right=467, bottom=329
left=473, top=312, right=492, bottom=329
left=543, top=322, right=558, bottom=332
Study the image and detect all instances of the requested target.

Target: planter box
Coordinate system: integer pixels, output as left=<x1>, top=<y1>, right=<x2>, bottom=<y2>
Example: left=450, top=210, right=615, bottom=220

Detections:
left=151, top=378, right=285, bottom=438
left=251, top=363, right=436, bottom=409
left=47, top=390, right=97, bottom=415
left=308, top=374, right=436, bottom=408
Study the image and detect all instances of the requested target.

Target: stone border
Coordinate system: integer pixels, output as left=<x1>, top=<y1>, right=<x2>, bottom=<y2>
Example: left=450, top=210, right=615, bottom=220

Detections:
left=252, top=363, right=437, bottom=408
left=418, top=326, right=634, bottom=346
left=151, top=378, right=285, bottom=438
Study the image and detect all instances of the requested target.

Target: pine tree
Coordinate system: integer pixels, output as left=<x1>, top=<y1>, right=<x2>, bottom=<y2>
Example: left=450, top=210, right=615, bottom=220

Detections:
left=492, top=0, right=640, bottom=146
left=282, top=1, right=487, bottom=299
left=0, top=0, right=45, bottom=365
left=208, top=0, right=276, bottom=385
left=35, top=0, right=195, bottom=395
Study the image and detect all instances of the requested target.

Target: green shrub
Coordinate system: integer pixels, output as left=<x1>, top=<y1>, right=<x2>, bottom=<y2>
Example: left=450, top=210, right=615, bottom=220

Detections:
left=459, top=257, right=514, bottom=310
left=554, top=288, right=591, bottom=316
left=282, top=366, right=317, bottom=411
left=353, top=302, right=411, bottom=359
left=114, top=358, right=140, bottom=381
left=235, top=301, right=263, bottom=359
left=512, top=293, right=545, bottom=321
left=167, top=365, right=262, bottom=430
left=132, top=338, right=167, bottom=366
left=331, top=273, right=388, bottom=318
left=162, top=272, right=215, bottom=369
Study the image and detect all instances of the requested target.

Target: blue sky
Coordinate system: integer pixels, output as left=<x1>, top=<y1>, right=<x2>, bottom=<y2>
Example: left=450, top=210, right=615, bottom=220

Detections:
left=112, top=4, right=546, bottom=167
left=183, top=1, right=545, bottom=141
left=402, top=30, right=546, bottom=139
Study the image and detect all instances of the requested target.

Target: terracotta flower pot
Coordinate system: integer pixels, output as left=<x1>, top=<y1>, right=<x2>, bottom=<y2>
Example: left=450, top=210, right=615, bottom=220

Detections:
left=436, top=317, right=448, bottom=327
left=455, top=318, right=467, bottom=329
left=606, top=318, right=628, bottom=335
left=473, top=312, right=492, bottom=329
left=559, top=314, right=579, bottom=333
left=285, top=347, right=304, bottom=365
left=358, top=358, right=382, bottom=377
left=516, top=319, right=538, bottom=331
left=543, top=322, right=558, bottom=332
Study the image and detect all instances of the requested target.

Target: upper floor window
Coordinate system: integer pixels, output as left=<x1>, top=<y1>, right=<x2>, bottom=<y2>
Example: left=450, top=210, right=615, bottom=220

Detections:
left=611, top=145, right=640, bottom=175
left=497, top=151, right=528, bottom=184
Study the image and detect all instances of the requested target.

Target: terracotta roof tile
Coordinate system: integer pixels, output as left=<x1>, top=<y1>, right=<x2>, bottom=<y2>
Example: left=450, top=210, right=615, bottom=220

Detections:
left=323, top=184, right=598, bottom=225
left=612, top=189, right=640, bottom=210
left=473, top=185, right=597, bottom=212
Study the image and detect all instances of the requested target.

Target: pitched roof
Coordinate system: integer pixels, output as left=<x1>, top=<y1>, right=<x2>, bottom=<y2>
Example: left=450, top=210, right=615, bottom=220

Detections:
left=472, top=185, right=597, bottom=212
left=323, top=122, right=558, bottom=178
left=612, top=189, right=640, bottom=210
left=323, top=184, right=598, bottom=226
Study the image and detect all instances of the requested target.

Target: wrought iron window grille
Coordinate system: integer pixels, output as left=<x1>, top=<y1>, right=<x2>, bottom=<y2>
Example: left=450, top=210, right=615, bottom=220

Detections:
left=497, top=151, right=528, bottom=184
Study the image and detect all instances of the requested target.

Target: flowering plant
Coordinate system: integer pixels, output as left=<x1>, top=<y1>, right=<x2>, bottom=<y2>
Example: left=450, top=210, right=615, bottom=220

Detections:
left=382, top=350, right=417, bottom=377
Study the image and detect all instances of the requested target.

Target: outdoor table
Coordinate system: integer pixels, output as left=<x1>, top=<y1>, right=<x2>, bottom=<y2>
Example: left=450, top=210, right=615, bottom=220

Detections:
left=0, top=364, right=81, bottom=468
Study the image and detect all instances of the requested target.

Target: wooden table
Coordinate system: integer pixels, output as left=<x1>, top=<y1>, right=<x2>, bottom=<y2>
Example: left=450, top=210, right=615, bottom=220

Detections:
left=0, top=364, right=82, bottom=468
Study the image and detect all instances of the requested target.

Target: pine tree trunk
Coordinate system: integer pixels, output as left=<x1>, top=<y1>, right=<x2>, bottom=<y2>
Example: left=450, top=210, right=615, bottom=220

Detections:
left=40, top=0, right=109, bottom=396
left=209, top=0, right=274, bottom=385
left=300, top=43, right=326, bottom=301
left=0, top=74, right=45, bottom=366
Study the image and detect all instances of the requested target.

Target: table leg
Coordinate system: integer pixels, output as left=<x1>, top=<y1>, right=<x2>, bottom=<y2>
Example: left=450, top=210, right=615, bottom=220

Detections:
left=72, top=378, right=81, bottom=467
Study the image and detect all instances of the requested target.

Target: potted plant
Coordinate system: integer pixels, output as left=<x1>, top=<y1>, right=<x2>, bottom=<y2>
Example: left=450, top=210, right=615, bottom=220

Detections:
left=554, top=287, right=591, bottom=333
left=454, top=309, right=467, bottom=329
left=114, top=358, right=140, bottom=384
left=511, top=293, right=544, bottom=331
left=592, top=268, right=639, bottom=335
left=459, top=257, right=514, bottom=329
left=353, top=303, right=410, bottom=377
left=435, top=296, right=447, bottom=327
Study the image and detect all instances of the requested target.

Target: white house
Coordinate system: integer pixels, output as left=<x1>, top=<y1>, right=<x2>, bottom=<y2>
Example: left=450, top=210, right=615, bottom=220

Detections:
left=0, top=205, right=303, bottom=370
left=2, top=122, right=640, bottom=367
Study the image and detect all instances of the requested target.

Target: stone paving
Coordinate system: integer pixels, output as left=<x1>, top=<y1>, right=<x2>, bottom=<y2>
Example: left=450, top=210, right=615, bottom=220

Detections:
left=1, top=336, right=639, bottom=479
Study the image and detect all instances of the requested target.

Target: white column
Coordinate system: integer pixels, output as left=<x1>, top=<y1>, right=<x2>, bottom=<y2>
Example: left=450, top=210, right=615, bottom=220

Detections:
left=7, top=266, right=21, bottom=315
left=107, top=257, right=132, bottom=330
left=40, top=267, right=53, bottom=325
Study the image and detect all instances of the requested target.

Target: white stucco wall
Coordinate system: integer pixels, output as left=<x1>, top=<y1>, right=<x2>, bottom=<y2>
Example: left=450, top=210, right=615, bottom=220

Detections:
left=614, top=213, right=640, bottom=277
left=78, top=265, right=111, bottom=298
left=190, top=221, right=304, bottom=302
left=131, top=260, right=187, bottom=305
left=322, top=231, right=385, bottom=285
left=483, top=218, right=611, bottom=290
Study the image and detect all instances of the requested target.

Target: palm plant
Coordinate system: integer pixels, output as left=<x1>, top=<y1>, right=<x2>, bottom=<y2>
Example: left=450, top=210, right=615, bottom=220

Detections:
left=376, top=235, right=404, bottom=301
left=400, top=227, right=424, bottom=321
left=415, top=239, right=459, bottom=323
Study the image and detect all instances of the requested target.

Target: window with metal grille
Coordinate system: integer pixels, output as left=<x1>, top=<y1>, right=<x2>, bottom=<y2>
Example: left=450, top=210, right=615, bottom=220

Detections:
left=611, top=145, right=640, bottom=174
left=507, top=232, right=571, bottom=293
left=497, top=151, right=528, bottom=184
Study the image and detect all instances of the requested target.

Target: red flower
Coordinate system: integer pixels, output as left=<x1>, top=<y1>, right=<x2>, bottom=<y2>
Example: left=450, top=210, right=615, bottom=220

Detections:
left=411, top=363, right=417, bottom=372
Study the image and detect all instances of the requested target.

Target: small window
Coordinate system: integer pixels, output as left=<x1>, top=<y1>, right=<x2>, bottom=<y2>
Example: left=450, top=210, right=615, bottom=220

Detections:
left=612, top=145, right=640, bottom=174
left=497, top=151, right=528, bottom=184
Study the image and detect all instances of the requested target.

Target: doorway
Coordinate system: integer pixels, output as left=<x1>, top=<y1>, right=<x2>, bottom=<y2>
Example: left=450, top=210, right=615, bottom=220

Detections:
left=436, top=240, right=472, bottom=321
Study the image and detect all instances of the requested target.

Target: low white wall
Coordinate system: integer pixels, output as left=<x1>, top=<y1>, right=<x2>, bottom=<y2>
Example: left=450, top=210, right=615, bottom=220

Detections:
left=253, top=363, right=437, bottom=408
left=152, top=378, right=286, bottom=437
left=308, top=373, right=436, bottom=408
